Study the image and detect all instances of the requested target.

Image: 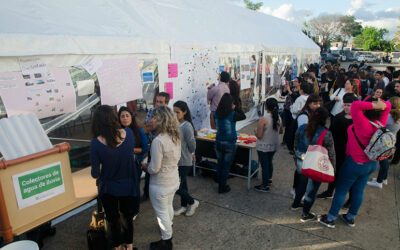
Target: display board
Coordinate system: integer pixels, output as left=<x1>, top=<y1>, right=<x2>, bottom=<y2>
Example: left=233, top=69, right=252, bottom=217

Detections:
left=97, top=57, right=143, bottom=106
left=240, top=57, right=251, bottom=90
left=0, top=68, right=76, bottom=119
left=171, top=44, right=219, bottom=130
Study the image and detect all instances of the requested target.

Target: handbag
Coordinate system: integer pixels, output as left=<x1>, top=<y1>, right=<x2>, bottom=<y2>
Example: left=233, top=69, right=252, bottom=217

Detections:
left=324, top=88, right=341, bottom=112
left=301, top=130, right=335, bottom=183
left=328, top=79, right=336, bottom=96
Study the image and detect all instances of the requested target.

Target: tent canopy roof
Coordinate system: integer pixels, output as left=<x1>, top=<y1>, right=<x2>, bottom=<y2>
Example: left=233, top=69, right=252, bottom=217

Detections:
left=0, top=0, right=320, bottom=56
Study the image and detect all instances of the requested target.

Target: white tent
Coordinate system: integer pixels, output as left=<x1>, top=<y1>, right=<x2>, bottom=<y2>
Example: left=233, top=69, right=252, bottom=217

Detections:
left=0, top=0, right=320, bottom=130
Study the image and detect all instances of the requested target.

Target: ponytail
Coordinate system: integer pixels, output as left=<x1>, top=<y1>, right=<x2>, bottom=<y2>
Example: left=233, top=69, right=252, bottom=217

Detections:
left=265, top=98, right=279, bottom=131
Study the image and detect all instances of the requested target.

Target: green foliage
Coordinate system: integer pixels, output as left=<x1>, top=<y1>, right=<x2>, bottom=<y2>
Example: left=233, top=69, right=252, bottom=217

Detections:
left=394, top=17, right=400, bottom=49
left=243, top=0, right=263, bottom=11
left=339, top=15, right=362, bottom=39
left=353, top=26, right=393, bottom=52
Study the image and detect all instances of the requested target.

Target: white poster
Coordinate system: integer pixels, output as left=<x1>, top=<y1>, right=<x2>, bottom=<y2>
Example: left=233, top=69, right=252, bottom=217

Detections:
left=0, top=68, right=76, bottom=119
left=18, top=56, right=47, bottom=76
left=240, top=57, right=251, bottom=90
left=12, top=162, right=65, bottom=210
left=171, top=44, right=219, bottom=130
left=80, top=56, right=103, bottom=75
left=97, top=57, right=142, bottom=106
left=76, top=79, right=95, bottom=96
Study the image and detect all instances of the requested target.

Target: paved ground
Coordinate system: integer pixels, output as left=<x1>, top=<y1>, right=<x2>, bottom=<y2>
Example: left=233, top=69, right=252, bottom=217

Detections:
left=38, top=120, right=400, bottom=250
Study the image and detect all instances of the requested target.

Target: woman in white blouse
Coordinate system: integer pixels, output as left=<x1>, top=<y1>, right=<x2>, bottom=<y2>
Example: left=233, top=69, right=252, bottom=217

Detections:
left=142, top=106, right=181, bottom=250
left=330, top=78, right=357, bottom=116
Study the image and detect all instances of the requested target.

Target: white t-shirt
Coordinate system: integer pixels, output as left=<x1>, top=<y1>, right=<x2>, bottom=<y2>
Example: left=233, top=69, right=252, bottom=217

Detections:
left=330, top=88, right=346, bottom=116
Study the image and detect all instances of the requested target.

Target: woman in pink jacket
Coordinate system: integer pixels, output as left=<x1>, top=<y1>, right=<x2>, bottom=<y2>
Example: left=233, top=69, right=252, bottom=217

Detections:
left=318, top=98, right=391, bottom=228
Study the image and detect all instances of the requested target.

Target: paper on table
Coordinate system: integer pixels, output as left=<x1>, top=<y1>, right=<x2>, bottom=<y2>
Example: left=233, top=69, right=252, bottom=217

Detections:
left=97, top=57, right=142, bottom=106
left=76, top=79, right=95, bottom=96
left=80, top=56, right=102, bottom=75
left=18, top=56, right=47, bottom=76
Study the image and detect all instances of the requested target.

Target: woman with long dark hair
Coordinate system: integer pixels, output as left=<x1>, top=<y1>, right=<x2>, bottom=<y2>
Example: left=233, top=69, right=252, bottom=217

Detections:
left=295, top=107, right=336, bottom=222
left=318, top=98, right=391, bottom=228
left=90, top=105, right=139, bottom=250
left=173, top=101, right=199, bottom=217
left=214, top=93, right=246, bottom=193
left=118, top=106, right=149, bottom=180
left=254, top=98, right=281, bottom=192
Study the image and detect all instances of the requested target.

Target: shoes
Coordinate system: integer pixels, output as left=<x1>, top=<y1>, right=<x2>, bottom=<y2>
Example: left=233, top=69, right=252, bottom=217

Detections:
left=317, top=214, right=335, bottom=229
left=218, top=184, right=231, bottom=193
left=268, top=179, right=272, bottom=184
left=185, top=200, right=199, bottom=216
left=254, top=185, right=270, bottom=193
left=289, top=150, right=295, bottom=155
left=372, top=178, right=387, bottom=185
left=149, top=238, right=172, bottom=250
left=301, top=213, right=316, bottom=222
left=316, top=191, right=333, bottom=199
left=367, top=180, right=383, bottom=189
left=290, top=188, right=295, bottom=199
left=174, top=206, right=187, bottom=216
left=342, top=199, right=350, bottom=209
left=290, top=203, right=304, bottom=211
left=340, top=214, right=355, bottom=227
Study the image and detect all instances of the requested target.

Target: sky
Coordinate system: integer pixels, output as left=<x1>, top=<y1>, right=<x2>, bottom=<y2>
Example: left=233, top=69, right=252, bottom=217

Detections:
left=230, top=0, right=400, bottom=39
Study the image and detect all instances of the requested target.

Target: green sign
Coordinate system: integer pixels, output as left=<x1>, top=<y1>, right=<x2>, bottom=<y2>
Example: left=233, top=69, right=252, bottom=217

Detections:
left=13, top=161, right=65, bottom=209
left=18, top=164, right=63, bottom=199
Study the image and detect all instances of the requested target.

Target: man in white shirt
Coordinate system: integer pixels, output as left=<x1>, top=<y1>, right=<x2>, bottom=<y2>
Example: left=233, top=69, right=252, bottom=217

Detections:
left=290, top=83, right=311, bottom=119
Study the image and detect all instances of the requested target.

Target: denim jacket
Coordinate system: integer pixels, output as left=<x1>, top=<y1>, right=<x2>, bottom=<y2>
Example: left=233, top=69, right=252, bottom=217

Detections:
left=294, top=125, right=336, bottom=168
left=215, top=108, right=246, bottom=142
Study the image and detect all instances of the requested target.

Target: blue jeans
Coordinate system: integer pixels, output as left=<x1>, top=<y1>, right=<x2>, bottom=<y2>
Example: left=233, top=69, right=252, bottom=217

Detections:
left=257, top=151, right=275, bottom=186
left=215, top=141, right=237, bottom=186
left=302, top=179, right=322, bottom=215
left=328, top=156, right=378, bottom=221
left=377, top=159, right=389, bottom=183
left=177, top=166, right=195, bottom=207
left=293, top=158, right=308, bottom=206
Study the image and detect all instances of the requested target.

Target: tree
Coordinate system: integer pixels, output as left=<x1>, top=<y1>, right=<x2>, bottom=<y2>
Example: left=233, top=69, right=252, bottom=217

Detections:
left=353, top=26, right=393, bottom=51
left=339, top=15, right=362, bottom=44
left=394, top=17, right=400, bottom=49
left=243, top=0, right=263, bottom=11
left=307, top=14, right=342, bottom=49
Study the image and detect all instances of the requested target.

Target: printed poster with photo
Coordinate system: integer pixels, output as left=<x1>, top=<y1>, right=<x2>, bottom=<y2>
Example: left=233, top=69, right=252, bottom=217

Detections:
left=0, top=68, right=76, bottom=119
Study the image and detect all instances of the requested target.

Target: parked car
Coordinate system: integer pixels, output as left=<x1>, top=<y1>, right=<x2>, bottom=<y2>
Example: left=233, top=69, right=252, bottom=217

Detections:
left=321, top=53, right=340, bottom=64
left=357, top=54, right=378, bottom=63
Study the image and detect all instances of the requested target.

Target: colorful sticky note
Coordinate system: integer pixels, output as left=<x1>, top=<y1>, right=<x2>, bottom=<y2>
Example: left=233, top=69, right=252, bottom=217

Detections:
left=142, top=71, right=154, bottom=83
left=168, top=63, right=178, bottom=78
left=165, top=82, right=173, bottom=99
left=219, top=65, right=225, bottom=72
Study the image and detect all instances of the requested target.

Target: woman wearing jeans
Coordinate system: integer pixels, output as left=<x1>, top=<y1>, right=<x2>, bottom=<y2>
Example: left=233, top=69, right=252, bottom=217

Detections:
left=295, top=107, right=335, bottom=222
left=254, top=98, right=281, bottom=192
left=214, top=93, right=246, bottom=193
left=318, top=98, right=391, bottom=228
left=142, top=106, right=181, bottom=250
left=173, top=101, right=199, bottom=217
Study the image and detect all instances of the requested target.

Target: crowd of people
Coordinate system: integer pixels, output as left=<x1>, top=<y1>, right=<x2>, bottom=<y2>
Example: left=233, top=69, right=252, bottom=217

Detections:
left=89, top=60, right=400, bottom=249
left=280, top=60, right=399, bottom=228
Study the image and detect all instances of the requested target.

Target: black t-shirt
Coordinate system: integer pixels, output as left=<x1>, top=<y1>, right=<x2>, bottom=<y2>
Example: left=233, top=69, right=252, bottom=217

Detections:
left=330, top=111, right=353, bottom=161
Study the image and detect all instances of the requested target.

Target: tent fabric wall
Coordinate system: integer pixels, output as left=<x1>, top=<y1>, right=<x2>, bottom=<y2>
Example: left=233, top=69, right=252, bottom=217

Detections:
left=0, top=0, right=319, bottom=58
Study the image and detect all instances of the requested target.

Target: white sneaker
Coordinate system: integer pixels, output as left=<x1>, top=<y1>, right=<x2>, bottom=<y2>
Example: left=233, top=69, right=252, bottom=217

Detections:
left=367, top=180, right=383, bottom=189
left=372, top=178, right=387, bottom=185
left=174, top=206, right=187, bottom=216
left=290, top=189, right=295, bottom=199
left=185, top=200, right=199, bottom=217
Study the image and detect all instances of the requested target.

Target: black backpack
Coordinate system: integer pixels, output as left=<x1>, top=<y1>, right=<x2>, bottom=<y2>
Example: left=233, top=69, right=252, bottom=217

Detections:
left=286, top=111, right=309, bottom=151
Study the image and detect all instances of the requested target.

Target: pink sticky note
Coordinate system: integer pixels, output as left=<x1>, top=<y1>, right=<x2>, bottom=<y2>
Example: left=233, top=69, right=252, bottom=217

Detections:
left=168, top=63, right=178, bottom=78
left=165, top=82, right=173, bottom=99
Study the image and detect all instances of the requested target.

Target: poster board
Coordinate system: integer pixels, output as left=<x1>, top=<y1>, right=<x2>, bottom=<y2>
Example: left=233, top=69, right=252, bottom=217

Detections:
left=240, top=57, right=251, bottom=90
left=0, top=151, right=76, bottom=235
left=0, top=68, right=76, bottom=119
left=171, top=44, right=219, bottom=130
